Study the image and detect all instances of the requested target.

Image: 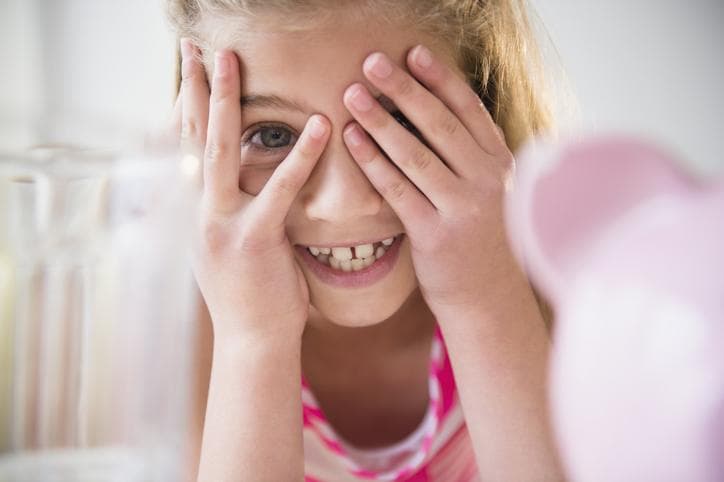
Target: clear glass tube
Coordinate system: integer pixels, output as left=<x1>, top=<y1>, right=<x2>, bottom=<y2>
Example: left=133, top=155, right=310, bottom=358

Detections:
left=0, top=141, right=199, bottom=481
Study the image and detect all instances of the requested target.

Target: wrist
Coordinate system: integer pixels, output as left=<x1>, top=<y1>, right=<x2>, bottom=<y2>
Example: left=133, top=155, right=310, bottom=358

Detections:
left=435, top=269, right=546, bottom=337
left=208, top=306, right=306, bottom=350
left=212, top=327, right=303, bottom=359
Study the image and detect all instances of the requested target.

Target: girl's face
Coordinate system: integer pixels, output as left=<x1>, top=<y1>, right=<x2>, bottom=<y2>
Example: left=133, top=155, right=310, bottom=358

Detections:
left=203, top=13, right=464, bottom=328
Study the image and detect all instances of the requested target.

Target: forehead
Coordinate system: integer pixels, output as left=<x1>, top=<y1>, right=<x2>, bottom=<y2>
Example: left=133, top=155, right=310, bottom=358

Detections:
left=200, top=13, right=460, bottom=114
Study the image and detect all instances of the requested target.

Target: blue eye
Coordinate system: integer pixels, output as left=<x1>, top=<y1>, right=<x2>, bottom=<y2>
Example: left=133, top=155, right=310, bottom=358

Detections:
left=243, top=124, right=297, bottom=153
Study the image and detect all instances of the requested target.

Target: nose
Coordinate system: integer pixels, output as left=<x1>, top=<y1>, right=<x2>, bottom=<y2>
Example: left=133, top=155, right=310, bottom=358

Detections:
left=301, top=137, right=384, bottom=222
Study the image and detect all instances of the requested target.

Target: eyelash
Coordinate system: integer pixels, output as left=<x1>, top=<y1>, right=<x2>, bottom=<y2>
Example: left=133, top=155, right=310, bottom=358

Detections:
left=241, top=110, right=416, bottom=155
left=242, top=123, right=298, bottom=155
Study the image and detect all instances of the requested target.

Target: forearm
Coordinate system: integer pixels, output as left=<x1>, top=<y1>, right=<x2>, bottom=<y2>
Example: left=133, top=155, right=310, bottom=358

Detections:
left=197, top=332, right=304, bottom=482
left=437, top=263, right=566, bottom=481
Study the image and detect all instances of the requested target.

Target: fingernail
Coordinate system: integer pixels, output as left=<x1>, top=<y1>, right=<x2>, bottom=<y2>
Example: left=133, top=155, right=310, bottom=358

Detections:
left=366, top=53, right=393, bottom=78
left=344, top=125, right=364, bottom=147
left=414, top=45, right=433, bottom=69
left=349, top=85, right=373, bottom=112
left=309, top=117, right=327, bottom=139
left=214, top=51, right=228, bottom=76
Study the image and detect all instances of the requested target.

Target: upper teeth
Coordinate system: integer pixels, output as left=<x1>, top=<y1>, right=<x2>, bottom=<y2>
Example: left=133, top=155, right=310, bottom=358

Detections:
left=354, top=244, right=374, bottom=258
left=307, top=236, right=396, bottom=262
left=331, top=246, right=353, bottom=260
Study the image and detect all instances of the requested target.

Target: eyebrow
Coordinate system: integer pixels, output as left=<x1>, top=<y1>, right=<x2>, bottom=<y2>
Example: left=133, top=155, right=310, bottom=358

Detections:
left=240, top=94, right=309, bottom=113
left=240, top=92, right=394, bottom=113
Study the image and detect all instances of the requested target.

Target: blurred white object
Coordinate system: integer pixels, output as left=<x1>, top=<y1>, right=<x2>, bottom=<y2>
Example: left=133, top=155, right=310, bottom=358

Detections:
left=0, top=131, right=198, bottom=481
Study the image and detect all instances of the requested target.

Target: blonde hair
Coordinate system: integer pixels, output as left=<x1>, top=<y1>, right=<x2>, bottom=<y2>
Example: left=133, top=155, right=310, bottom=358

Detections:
left=165, top=0, right=571, bottom=331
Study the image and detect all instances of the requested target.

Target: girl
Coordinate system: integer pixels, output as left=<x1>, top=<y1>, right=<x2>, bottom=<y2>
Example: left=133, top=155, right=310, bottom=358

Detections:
left=166, top=0, right=566, bottom=480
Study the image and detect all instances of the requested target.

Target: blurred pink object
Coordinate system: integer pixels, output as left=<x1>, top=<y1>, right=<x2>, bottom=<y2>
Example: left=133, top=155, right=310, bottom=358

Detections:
left=504, top=134, right=724, bottom=482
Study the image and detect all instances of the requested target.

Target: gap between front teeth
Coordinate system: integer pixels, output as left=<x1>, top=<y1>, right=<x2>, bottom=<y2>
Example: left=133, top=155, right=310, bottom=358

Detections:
left=308, top=236, right=395, bottom=272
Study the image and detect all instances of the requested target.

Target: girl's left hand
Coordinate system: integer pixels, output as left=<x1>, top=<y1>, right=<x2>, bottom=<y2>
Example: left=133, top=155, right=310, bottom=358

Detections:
left=342, top=44, right=517, bottom=317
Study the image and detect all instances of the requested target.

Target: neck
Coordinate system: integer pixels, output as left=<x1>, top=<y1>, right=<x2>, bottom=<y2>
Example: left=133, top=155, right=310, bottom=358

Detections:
left=302, top=288, right=437, bottom=360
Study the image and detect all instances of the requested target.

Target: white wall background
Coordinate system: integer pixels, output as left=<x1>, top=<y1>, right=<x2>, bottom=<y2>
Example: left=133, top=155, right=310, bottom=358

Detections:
left=530, top=0, right=724, bottom=177
left=2, top=0, right=723, bottom=176
left=1, top=0, right=177, bottom=149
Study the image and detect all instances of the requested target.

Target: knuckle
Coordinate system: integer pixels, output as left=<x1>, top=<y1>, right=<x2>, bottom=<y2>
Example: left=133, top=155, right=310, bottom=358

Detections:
left=269, top=176, right=301, bottom=198
left=199, top=212, right=270, bottom=257
left=403, top=144, right=433, bottom=172
left=421, top=219, right=448, bottom=251
left=469, top=92, right=488, bottom=114
left=211, top=87, right=233, bottom=105
left=370, top=151, right=388, bottom=166
left=211, top=82, right=237, bottom=106
left=491, top=124, right=509, bottom=151
left=181, top=118, right=201, bottom=140
left=394, top=75, right=416, bottom=99
left=181, top=59, right=198, bottom=83
left=204, top=141, right=230, bottom=165
left=499, top=149, right=514, bottom=168
left=495, top=124, right=506, bottom=142
left=199, top=217, right=230, bottom=254
left=369, top=109, right=391, bottom=131
left=295, top=136, right=318, bottom=159
left=381, top=179, right=408, bottom=202
left=237, top=231, right=268, bottom=255
left=434, top=112, right=460, bottom=138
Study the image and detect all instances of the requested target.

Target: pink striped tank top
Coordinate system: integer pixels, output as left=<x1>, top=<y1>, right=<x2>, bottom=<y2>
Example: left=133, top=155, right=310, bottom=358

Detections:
left=301, top=323, right=481, bottom=481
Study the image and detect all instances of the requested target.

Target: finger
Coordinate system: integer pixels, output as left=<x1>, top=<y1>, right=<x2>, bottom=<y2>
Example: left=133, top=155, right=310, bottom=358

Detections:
left=204, top=49, right=244, bottom=212
left=169, top=86, right=182, bottom=139
left=406, top=44, right=509, bottom=163
left=343, top=82, right=458, bottom=211
left=180, top=38, right=209, bottom=161
left=248, top=115, right=330, bottom=230
left=362, top=51, right=489, bottom=180
left=343, top=122, right=436, bottom=237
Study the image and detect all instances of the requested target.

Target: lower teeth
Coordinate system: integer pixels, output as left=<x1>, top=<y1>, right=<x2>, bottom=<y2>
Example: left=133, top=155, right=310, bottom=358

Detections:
left=327, top=255, right=377, bottom=272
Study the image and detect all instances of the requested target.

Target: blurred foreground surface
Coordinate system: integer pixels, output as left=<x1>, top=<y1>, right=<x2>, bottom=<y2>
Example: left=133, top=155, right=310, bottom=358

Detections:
left=506, top=133, right=724, bottom=482
left=0, top=128, right=198, bottom=481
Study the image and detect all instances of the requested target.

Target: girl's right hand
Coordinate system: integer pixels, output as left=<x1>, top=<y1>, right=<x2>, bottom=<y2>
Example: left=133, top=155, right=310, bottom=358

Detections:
left=178, top=39, right=330, bottom=344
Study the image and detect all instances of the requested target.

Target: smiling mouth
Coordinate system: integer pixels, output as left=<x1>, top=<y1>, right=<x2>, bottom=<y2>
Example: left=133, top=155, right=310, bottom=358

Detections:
left=299, top=234, right=402, bottom=272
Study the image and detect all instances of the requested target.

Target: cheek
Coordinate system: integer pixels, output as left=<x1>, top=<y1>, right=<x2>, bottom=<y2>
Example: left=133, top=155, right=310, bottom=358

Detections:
left=238, top=167, right=276, bottom=195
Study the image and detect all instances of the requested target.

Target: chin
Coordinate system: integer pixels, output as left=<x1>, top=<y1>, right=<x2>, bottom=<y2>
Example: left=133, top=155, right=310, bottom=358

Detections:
left=310, top=291, right=411, bottom=327
left=305, top=251, right=418, bottom=328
